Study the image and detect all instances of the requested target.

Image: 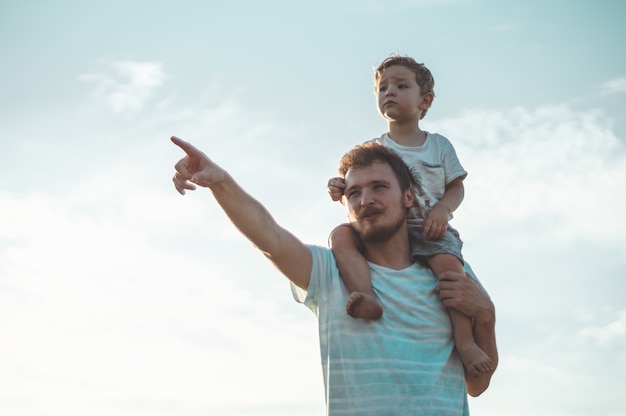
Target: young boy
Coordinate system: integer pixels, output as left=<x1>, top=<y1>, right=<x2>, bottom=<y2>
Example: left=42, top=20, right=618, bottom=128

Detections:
left=327, top=54, right=494, bottom=377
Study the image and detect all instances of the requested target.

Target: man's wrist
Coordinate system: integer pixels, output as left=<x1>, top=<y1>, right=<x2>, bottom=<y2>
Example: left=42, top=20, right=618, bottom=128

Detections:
left=204, top=171, right=231, bottom=191
left=475, top=299, right=496, bottom=327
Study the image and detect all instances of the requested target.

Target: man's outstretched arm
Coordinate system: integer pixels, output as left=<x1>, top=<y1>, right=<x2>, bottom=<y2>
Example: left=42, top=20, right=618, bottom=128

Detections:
left=171, top=136, right=312, bottom=290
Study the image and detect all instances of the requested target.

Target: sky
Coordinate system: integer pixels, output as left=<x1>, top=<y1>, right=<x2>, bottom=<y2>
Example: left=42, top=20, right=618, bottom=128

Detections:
left=1, top=0, right=625, bottom=415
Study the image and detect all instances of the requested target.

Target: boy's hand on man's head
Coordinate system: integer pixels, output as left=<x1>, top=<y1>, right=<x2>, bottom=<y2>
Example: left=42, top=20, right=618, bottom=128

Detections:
left=327, top=177, right=346, bottom=202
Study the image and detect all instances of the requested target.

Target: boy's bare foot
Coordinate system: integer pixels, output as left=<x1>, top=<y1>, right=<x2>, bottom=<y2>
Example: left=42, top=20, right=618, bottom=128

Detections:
left=457, top=342, right=495, bottom=378
left=346, top=292, right=383, bottom=320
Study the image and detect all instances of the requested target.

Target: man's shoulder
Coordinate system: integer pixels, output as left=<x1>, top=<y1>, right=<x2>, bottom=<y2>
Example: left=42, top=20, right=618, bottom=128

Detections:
left=307, top=244, right=332, bottom=254
left=307, top=244, right=338, bottom=273
left=292, top=245, right=335, bottom=305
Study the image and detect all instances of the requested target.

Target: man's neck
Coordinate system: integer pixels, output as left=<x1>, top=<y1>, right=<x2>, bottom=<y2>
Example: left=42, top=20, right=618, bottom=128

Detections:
left=362, top=230, right=414, bottom=270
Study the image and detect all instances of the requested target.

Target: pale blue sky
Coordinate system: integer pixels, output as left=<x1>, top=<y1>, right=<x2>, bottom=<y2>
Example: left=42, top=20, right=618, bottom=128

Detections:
left=1, top=1, right=625, bottom=415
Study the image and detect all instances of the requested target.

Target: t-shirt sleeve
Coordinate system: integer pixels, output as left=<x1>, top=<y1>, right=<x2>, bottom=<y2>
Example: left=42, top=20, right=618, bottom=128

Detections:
left=291, top=245, right=333, bottom=315
left=440, top=136, right=467, bottom=184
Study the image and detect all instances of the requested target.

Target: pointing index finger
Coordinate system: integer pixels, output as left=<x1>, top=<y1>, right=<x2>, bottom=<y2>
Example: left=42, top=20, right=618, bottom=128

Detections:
left=171, top=136, right=202, bottom=157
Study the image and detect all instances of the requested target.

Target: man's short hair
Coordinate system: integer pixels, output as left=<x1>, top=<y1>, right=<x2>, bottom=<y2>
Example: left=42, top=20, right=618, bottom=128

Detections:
left=338, top=142, right=418, bottom=192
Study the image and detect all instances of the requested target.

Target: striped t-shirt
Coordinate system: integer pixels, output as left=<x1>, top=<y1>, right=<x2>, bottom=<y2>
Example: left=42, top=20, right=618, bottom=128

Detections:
left=292, top=245, right=470, bottom=416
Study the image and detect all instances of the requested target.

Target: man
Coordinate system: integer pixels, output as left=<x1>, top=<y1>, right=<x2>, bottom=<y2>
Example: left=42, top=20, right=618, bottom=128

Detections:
left=171, top=136, right=497, bottom=415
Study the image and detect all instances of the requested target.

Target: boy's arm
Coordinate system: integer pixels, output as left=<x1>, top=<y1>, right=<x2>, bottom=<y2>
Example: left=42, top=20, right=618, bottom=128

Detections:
left=423, top=177, right=465, bottom=239
left=172, top=136, right=313, bottom=290
left=436, top=271, right=498, bottom=396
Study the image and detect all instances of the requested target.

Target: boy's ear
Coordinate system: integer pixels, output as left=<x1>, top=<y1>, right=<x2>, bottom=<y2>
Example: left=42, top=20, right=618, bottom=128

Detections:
left=420, top=92, right=435, bottom=109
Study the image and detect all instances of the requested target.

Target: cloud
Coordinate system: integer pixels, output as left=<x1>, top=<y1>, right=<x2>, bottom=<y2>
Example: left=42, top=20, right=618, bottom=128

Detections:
left=434, top=104, right=626, bottom=244
left=79, top=61, right=166, bottom=113
left=0, top=186, right=324, bottom=415
left=429, top=103, right=626, bottom=416
left=3, top=86, right=626, bottom=415
left=601, top=77, right=626, bottom=96
left=578, top=309, right=626, bottom=347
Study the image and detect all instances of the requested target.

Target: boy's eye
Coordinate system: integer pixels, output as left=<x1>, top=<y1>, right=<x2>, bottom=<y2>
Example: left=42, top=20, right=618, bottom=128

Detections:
left=398, top=84, right=407, bottom=89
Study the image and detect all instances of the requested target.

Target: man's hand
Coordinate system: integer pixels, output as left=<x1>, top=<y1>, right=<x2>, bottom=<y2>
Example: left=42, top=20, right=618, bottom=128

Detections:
left=171, top=136, right=227, bottom=195
left=327, top=177, right=346, bottom=202
left=436, top=271, right=494, bottom=320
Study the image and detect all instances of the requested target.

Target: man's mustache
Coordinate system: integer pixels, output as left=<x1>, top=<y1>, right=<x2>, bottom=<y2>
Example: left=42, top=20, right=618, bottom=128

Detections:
left=357, top=207, right=383, bottom=219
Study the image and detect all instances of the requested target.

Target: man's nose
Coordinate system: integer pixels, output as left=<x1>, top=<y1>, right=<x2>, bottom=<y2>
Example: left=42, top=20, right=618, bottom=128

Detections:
left=360, top=190, right=375, bottom=206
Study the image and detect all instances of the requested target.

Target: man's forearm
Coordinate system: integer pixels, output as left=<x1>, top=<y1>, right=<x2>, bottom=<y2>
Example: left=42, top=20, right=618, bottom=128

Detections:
left=209, top=174, right=281, bottom=252
left=208, top=174, right=312, bottom=289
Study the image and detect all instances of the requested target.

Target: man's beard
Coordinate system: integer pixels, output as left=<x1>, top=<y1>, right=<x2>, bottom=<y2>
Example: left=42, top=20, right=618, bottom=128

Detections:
left=353, top=203, right=406, bottom=244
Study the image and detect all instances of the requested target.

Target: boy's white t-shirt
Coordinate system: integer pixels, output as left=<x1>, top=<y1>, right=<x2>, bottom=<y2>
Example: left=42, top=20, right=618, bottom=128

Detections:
left=369, top=133, right=467, bottom=220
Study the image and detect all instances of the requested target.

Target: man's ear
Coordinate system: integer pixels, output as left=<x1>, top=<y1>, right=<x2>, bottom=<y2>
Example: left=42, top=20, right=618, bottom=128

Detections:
left=403, top=187, right=416, bottom=208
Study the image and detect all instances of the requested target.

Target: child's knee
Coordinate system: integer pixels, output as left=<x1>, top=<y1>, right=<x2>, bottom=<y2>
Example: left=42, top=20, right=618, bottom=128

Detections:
left=329, top=223, right=356, bottom=248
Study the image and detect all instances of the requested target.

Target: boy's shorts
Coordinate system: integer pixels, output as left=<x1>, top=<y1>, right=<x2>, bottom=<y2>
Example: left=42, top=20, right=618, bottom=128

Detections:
left=408, top=222, right=464, bottom=268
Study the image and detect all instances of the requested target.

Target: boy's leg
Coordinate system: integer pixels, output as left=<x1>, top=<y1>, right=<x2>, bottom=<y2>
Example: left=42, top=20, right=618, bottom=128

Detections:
left=428, top=253, right=494, bottom=377
left=329, top=224, right=383, bottom=320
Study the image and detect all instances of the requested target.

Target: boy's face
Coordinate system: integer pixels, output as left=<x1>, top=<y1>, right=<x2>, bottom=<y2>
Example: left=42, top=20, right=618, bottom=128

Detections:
left=343, top=161, right=414, bottom=243
left=375, top=65, right=432, bottom=123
